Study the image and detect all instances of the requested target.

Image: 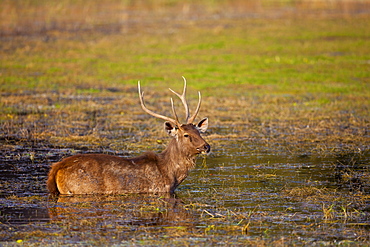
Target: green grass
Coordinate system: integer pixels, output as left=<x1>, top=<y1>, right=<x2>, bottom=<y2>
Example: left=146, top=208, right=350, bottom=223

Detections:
left=1, top=14, right=369, bottom=95
left=1, top=8, right=369, bottom=151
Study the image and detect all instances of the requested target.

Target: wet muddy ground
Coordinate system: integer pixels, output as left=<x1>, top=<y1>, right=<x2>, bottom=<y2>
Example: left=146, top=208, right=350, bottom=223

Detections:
left=1, top=0, right=370, bottom=245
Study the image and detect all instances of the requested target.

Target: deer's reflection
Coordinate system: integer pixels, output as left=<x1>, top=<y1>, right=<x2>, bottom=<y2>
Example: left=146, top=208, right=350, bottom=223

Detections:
left=48, top=193, right=195, bottom=228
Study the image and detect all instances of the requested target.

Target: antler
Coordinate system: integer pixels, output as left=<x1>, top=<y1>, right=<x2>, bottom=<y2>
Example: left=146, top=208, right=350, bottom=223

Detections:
left=188, top=91, right=201, bottom=124
left=138, top=78, right=202, bottom=125
left=169, top=76, right=202, bottom=124
left=138, top=81, right=179, bottom=126
left=169, top=76, right=190, bottom=122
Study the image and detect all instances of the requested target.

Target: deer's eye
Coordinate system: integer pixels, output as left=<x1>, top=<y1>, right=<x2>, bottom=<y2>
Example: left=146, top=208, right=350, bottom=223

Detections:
left=184, top=134, right=189, bottom=138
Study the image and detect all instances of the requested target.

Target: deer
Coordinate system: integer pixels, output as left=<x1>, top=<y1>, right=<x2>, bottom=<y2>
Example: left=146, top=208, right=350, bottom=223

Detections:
left=47, top=77, right=210, bottom=195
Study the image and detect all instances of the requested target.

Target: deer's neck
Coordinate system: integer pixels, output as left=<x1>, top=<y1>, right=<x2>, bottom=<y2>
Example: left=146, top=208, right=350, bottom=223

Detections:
left=159, top=138, right=196, bottom=189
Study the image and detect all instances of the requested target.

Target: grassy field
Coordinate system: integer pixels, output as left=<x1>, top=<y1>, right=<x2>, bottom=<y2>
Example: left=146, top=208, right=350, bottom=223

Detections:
left=1, top=0, right=369, bottom=153
left=0, top=0, right=369, bottom=245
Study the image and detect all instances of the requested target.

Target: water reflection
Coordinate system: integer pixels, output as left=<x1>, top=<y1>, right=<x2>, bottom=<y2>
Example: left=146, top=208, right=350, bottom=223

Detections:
left=0, top=206, right=50, bottom=225
left=48, top=194, right=195, bottom=228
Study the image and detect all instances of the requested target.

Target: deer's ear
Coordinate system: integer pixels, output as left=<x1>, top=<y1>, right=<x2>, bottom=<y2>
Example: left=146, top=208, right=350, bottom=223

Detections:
left=164, top=121, right=178, bottom=137
left=196, top=117, right=208, bottom=133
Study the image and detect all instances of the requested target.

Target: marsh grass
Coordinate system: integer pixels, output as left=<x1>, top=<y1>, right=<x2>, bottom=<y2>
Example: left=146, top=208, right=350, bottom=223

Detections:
left=1, top=0, right=370, bottom=246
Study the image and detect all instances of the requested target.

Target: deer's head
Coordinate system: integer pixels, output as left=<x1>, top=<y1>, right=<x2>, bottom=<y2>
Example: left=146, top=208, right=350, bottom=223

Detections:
left=138, top=77, right=210, bottom=156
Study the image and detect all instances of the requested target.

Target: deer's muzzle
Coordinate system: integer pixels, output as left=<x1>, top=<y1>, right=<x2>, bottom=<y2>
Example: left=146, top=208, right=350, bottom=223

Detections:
left=197, top=144, right=211, bottom=154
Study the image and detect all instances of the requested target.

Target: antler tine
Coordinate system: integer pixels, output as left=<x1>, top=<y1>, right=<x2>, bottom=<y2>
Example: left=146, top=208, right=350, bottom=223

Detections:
left=170, top=98, right=180, bottom=123
left=187, top=91, right=202, bottom=124
left=138, top=81, right=179, bottom=125
left=168, top=76, right=190, bottom=122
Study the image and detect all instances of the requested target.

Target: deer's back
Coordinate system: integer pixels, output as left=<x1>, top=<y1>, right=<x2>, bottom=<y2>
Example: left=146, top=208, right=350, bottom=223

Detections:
left=49, top=153, right=171, bottom=194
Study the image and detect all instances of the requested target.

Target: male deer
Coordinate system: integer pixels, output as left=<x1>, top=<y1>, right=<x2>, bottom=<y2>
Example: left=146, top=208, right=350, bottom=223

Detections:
left=47, top=78, right=210, bottom=195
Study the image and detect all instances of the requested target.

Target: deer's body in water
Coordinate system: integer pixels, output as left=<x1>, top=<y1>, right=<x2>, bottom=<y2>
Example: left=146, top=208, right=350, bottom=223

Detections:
left=47, top=78, right=210, bottom=195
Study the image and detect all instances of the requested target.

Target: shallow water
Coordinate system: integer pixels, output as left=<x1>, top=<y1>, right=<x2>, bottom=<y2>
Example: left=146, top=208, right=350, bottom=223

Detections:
left=0, top=140, right=369, bottom=245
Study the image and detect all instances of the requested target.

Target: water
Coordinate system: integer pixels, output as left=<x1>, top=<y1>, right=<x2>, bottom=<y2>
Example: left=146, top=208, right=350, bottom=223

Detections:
left=0, top=141, right=369, bottom=245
